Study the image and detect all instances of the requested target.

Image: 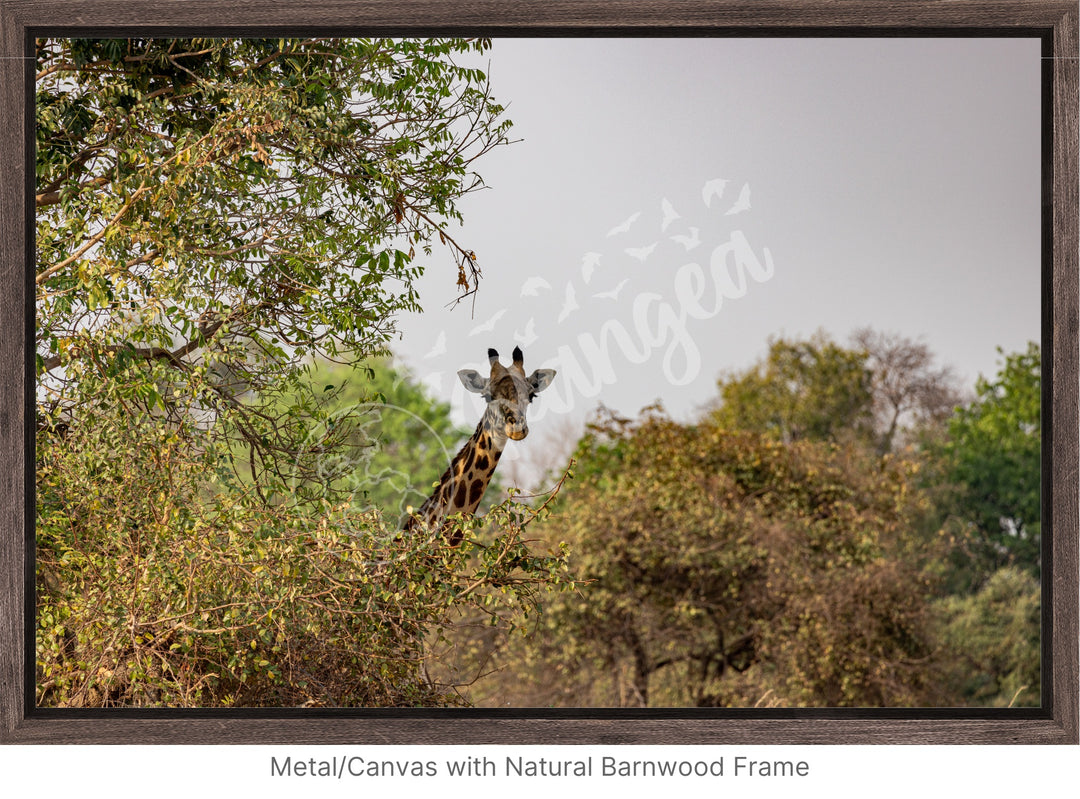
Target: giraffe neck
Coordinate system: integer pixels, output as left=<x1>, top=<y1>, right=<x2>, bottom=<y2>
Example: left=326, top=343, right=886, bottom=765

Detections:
left=405, top=405, right=507, bottom=542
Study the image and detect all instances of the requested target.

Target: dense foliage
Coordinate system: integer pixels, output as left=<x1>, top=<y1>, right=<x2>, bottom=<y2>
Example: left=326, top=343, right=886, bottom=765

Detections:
left=935, top=567, right=1041, bottom=707
left=455, top=335, right=1041, bottom=709
left=284, top=356, right=476, bottom=522
left=36, top=37, right=508, bottom=485
left=711, top=332, right=875, bottom=445
left=34, top=37, right=575, bottom=708
left=463, top=407, right=944, bottom=707
left=34, top=37, right=1041, bottom=709
left=37, top=393, right=573, bottom=707
left=940, top=343, right=1041, bottom=577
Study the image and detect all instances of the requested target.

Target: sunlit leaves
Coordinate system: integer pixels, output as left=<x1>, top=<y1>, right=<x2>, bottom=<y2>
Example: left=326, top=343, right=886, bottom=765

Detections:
left=36, top=398, right=573, bottom=707
left=34, top=37, right=539, bottom=708
left=483, top=406, right=941, bottom=708
left=36, top=37, right=510, bottom=450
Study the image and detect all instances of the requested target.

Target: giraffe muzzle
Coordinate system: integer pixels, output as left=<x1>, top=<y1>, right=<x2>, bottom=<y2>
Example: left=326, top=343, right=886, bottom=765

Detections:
left=508, top=426, right=528, bottom=441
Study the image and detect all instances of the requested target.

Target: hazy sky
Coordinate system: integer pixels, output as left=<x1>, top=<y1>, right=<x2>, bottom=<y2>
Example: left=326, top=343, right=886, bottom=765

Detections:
left=385, top=37, right=1042, bottom=481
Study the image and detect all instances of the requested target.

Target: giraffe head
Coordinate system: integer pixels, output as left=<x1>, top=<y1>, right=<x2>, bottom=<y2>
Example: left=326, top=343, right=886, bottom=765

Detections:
left=458, top=346, right=556, bottom=441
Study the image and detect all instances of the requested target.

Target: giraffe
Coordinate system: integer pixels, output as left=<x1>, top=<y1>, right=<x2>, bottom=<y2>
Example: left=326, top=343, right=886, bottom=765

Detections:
left=402, top=345, right=556, bottom=544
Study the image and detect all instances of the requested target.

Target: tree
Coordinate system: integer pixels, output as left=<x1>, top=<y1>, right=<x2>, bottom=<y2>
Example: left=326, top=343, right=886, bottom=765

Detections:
left=711, top=332, right=875, bottom=446
left=34, top=38, right=572, bottom=707
left=36, top=37, right=509, bottom=483
left=36, top=399, right=572, bottom=707
left=941, top=343, right=1041, bottom=576
left=851, top=327, right=964, bottom=455
left=713, top=330, right=966, bottom=457
left=293, top=356, right=477, bottom=521
left=934, top=567, right=1040, bottom=707
left=470, top=406, right=946, bottom=708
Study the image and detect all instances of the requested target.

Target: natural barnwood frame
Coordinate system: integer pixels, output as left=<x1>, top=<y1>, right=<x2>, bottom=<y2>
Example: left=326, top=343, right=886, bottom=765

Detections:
left=1, top=0, right=1076, bottom=745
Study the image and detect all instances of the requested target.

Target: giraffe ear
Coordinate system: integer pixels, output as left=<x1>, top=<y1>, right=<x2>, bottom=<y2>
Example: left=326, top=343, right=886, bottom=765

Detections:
left=458, top=369, right=488, bottom=394
left=528, top=368, right=556, bottom=394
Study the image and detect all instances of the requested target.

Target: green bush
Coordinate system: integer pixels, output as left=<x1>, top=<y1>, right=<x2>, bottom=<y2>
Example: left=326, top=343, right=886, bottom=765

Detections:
left=36, top=405, right=571, bottom=707
left=934, top=566, right=1040, bottom=707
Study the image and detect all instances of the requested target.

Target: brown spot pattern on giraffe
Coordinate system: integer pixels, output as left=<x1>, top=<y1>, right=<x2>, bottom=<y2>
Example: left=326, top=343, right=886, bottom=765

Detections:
left=469, top=479, right=485, bottom=506
left=401, top=346, right=555, bottom=544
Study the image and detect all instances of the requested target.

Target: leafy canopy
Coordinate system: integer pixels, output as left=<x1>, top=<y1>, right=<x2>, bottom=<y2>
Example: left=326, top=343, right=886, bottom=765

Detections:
left=942, top=342, right=1041, bottom=575
left=36, top=37, right=509, bottom=488
left=474, top=406, right=944, bottom=708
left=934, top=567, right=1040, bottom=707
left=712, top=332, right=875, bottom=445
left=34, top=38, right=578, bottom=708
left=290, top=357, right=475, bottom=521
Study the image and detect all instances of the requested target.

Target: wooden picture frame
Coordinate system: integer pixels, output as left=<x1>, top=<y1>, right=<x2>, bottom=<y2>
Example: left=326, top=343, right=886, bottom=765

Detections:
left=1, top=0, right=1076, bottom=744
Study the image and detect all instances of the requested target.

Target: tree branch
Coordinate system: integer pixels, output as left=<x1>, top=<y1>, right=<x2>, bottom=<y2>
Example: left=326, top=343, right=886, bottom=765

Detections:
left=35, top=183, right=149, bottom=285
left=36, top=175, right=110, bottom=208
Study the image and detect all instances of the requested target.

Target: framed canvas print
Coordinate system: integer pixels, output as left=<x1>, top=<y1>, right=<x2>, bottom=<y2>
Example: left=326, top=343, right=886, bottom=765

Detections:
left=1, top=0, right=1076, bottom=745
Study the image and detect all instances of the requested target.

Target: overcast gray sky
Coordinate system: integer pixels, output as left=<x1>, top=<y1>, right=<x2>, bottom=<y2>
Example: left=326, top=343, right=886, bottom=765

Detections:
left=386, top=37, right=1042, bottom=482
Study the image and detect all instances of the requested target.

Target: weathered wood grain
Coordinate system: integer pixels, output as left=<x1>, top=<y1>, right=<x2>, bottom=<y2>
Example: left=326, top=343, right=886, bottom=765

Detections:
left=1047, top=0, right=1080, bottom=746
left=0, top=0, right=30, bottom=746
left=0, top=0, right=1076, bottom=31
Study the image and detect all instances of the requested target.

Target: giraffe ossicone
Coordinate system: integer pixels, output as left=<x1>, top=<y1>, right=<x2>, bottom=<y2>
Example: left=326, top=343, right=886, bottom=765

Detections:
left=402, top=345, right=557, bottom=544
